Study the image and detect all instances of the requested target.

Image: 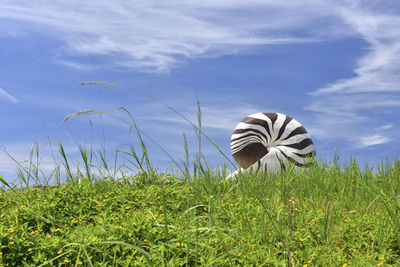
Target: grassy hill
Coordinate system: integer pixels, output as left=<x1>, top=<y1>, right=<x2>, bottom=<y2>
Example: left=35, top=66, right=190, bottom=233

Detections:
left=1, top=84, right=399, bottom=265
left=1, top=159, right=399, bottom=266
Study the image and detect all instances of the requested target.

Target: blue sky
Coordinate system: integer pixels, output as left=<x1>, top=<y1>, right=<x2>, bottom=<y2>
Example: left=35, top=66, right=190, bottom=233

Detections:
left=1, top=1, right=399, bottom=182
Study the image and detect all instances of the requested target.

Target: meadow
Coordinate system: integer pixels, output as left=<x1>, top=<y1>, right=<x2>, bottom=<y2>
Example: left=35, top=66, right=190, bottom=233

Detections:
left=1, top=83, right=399, bottom=266
left=1, top=154, right=400, bottom=266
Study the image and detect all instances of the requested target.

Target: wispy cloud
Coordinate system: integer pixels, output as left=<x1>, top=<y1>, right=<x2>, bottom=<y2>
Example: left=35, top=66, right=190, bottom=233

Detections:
left=56, top=59, right=94, bottom=71
left=313, top=4, right=400, bottom=95
left=307, top=1, right=400, bottom=149
left=0, top=87, right=18, bottom=103
left=356, top=134, right=393, bottom=148
left=0, top=0, right=347, bottom=73
left=375, top=124, right=393, bottom=131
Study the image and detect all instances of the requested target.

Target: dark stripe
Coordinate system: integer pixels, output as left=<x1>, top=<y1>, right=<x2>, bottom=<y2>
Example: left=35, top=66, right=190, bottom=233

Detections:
left=276, top=115, right=293, bottom=141
left=276, top=147, right=308, bottom=167
left=255, top=160, right=261, bottom=172
left=283, top=138, right=314, bottom=150
left=262, top=113, right=277, bottom=128
left=294, top=150, right=316, bottom=158
left=233, top=128, right=270, bottom=143
left=264, top=161, right=268, bottom=172
left=281, top=126, right=308, bottom=141
left=279, top=154, right=286, bottom=171
left=232, top=142, right=269, bottom=169
left=241, top=117, right=272, bottom=139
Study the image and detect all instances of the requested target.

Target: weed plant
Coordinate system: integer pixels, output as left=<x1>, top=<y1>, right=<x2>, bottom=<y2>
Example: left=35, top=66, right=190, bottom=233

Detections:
left=0, top=83, right=399, bottom=266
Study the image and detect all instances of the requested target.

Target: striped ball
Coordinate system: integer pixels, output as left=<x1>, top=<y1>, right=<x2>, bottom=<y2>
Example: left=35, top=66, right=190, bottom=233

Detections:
left=229, top=112, right=315, bottom=177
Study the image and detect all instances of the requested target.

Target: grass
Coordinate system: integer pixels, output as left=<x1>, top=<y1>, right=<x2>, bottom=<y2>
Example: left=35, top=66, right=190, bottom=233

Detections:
left=1, top=159, right=400, bottom=266
left=1, top=82, right=399, bottom=266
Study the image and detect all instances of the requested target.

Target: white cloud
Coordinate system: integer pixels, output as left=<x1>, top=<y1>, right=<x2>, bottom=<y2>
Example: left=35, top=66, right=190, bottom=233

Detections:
left=313, top=6, right=400, bottom=95
left=0, top=87, right=18, bottom=103
left=375, top=124, right=393, bottom=131
left=56, top=60, right=94, bottom=71
left=306, top=1, right=400, bottom=149
left=356, top=134, right=393, bottom=148
left=0, top=0, right=348, bottom=73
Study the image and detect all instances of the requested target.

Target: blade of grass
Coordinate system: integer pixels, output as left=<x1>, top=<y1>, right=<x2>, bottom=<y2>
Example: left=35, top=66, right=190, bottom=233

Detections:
left=58, top=140, right=74, bottom=183
left=63, top=107, right=185, bottom=173
left=75, top=82, right=236, bottom=168
left=0, top=174, right=11, bottom=190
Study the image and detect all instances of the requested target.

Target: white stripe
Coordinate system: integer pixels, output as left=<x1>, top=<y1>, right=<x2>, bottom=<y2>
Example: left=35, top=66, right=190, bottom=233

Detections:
left=273, top=133, right=310, bottom=146
left=233, top=122, right=272, bottom=141
left=231, top=137, right=260, bottom=151
left=231, top=131, right=267, bottom=146
left=231, top=130, right=266, bottom=143
left=276, top=119, right=301, bottom=141
left=271, top=113, right=286, bottom=142
left=276, top=144, right=314, bottom=157
left=248, top=113, right=273, bottom=135
left=231, top=136, right=261, bottom=150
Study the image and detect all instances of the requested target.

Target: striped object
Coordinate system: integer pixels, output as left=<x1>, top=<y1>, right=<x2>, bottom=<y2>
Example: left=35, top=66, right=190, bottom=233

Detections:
left=226, top=112, right=315, bottom=179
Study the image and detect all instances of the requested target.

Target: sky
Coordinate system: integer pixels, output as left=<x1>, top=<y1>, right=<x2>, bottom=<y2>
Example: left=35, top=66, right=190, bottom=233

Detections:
left=1, top=0, right=399, bottom=183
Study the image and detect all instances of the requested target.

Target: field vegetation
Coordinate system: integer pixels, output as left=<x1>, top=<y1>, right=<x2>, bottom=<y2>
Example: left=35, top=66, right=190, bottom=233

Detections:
left=1, top=83, right=399, bottom=266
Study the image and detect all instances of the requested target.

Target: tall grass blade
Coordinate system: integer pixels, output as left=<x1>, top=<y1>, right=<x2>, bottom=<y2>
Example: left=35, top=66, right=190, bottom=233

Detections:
left=63, top=107, right=185, bottom=173
left=196, top=95, right=202, bottom=159
left=62, top=110, right=105, bottom=123
left=182, top=132, right=190, bottom=179
left=1, top=145, right=33, bottom=187
left=58, top=141, right=74, bottom=183
left=78, top=144, right=93, bottom=183
left=0, top=174, right=11, bottom=189
left=75, top=82, right=236, bottom=168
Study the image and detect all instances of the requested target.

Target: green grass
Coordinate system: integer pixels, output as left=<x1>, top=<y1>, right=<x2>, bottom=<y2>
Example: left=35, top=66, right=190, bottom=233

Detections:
left=1, top=159, right=400, bottom=266
left=1, top=83, right=399, bottom=266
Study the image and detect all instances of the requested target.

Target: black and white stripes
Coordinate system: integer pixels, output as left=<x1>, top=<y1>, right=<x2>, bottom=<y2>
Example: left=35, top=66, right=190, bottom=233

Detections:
left=227, top=112, right=315, bottom=179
